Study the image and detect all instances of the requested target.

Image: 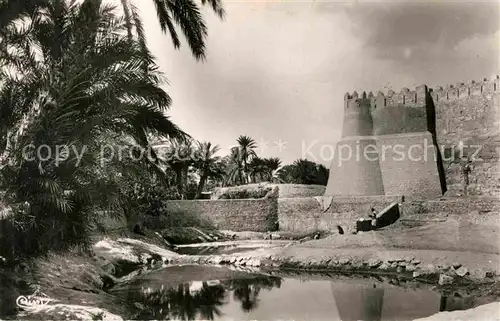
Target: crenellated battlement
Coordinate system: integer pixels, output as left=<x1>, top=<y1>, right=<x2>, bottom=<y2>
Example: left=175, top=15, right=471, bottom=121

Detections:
left=344, top=85, right=428, bottom=109
left=430, top=75, right=500, bottom=102
left=335, top=73, right=500, bottom=198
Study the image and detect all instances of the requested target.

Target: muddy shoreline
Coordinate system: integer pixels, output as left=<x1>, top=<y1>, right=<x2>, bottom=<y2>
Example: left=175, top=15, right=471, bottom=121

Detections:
left=1, top=226, right=499, bottom=320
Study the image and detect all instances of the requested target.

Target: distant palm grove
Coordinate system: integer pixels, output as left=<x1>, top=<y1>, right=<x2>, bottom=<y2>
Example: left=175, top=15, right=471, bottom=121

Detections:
left=0, top=0, right=327, bottom=259
left=157, top=135, right=330, bottom=200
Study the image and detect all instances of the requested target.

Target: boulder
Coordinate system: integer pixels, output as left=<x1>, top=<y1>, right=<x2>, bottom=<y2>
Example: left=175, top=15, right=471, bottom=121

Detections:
left=422, top=264, right=437, bottom=274
left=406, top=264, right=417, bottom=272
left=368, top=259, right=382, bottom=268
left=438, top=274, right=454, bottom=285
left=469, top=268, right=488, bottom=281
left=455, top=267, right=469, bottom=277
left=339, top=258, right=350, bottom=265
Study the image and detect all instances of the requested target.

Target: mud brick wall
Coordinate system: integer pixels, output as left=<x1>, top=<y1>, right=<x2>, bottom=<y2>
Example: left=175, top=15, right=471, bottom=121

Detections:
left=376, top=132, right=443, bottom=198
left=372, top=105, right=428, bottom=136
left=325, top=138, right=385, bottom=197
left=431, top=79, right=500, bottom=196
left=400, top=198, right=500, bottom=225
left=278, top=196, right=400, bottom=233
left=164, top=198, right=278, bottom=232
left=400, top=198, right=500, bottom=215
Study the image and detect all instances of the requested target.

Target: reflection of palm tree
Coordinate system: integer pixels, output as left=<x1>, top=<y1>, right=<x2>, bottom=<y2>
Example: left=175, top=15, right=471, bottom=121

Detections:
left=229, top=276, right=282, bottom=312
left=134, top=281, right=226, bottom=320
left=233, top=282, right=259, bottom=312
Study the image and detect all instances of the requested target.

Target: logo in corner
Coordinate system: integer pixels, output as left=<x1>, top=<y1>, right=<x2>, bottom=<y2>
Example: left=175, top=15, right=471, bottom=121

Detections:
left=16, top=286, right=53, bottom=310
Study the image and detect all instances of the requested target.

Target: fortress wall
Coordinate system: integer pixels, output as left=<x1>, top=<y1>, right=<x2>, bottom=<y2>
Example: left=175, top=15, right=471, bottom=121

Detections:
left=399, top=198, right=500, bottom=226
left=325, top=138, right=385, bottom=196
left=164, top=198, right=278, bottom=232
left=342, top=95, right=374, bottom=137
left=431, top=77, right=500, bottom=196
left=370, top=86, right=429, bottom=136
left=376, top=132, right=443, bottom=198
left=278, top=196, right=398, bottom=233
left=335, top=78, right=500, bottom=197
left=371, top=105, right=428, bottom=135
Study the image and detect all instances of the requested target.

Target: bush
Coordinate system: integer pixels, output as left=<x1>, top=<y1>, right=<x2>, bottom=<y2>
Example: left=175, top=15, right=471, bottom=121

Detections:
left=217, top=186, right=273, bottom=199
left=0, top=207, right=92, bottom=261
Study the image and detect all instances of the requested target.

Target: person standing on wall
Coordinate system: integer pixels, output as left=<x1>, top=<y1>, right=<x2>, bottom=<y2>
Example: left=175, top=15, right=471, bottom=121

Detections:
left=462, top=158, right=472, bottom=196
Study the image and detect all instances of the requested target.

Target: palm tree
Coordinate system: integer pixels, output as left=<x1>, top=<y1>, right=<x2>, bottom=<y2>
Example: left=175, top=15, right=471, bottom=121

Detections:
left=291, top=159, right=318, bottom=184
left=119, top=0, right=225, bottom=61
left=220, top=153, right=240, bottom=187
left=0, top=0, right=186, bottom=256
left=315, top=163, right=330, bottom=186
left=276, top=164, right=295, bottom=184
left=193, top=141, right=223, bottom=198
left=0, top=0, right=225, bottom=62
left=165, top=139, right=196, bottom=199
left=263, top=157, right=282, bottom=182
left=248, top=157, right=266, bottom=183
left=229, top=135, right=257, bottom=184
left=276, top=159, right=329, bottom=185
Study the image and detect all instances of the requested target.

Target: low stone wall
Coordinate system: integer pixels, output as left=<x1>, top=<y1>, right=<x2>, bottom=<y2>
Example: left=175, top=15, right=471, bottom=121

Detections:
left=164, top=198, right=278, bottom=232
left=400, top=197, right=500, bottom=225
left=278, top=196, right=400, bottom=233
left=400, top=197, right=499, bottom=215
left=151, top=196, right=500, bottom=234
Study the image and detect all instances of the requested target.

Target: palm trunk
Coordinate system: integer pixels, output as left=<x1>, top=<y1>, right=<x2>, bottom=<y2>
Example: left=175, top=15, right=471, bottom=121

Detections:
left=196, top=173, right=208, bottom=199
left=182, top=165, right=189, bottom=199
left=175, top=167, right=183, bottom=199
left=120, top=0, right=133, bottom=41
left=243, top=159, right=248, bottom=184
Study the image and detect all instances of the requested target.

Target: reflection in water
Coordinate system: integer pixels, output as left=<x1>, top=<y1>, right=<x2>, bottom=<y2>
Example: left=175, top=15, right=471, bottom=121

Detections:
left=362, top=284, right=384, bottom=321
left=440, top=292, right=475, bottom=312
left=110, top=270, right=487, bottom=321
left=229, top=277, right=282, bottom=312
left=134, top=281, right=226, bottom=320
left=114, top=275, right=282, bottom=320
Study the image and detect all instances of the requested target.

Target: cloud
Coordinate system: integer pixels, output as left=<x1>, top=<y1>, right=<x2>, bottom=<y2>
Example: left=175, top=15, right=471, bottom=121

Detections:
left=138, top=0, right=499, bottom=165
left=336, top=1, right=499, bottom=62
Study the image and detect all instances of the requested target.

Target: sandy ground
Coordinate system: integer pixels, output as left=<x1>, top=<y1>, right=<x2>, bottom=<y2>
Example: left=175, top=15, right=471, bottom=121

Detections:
left=413, top=301, right=500, bottom=321
left=305, top=220, right=499, bottom=254
left=265, top=219, right=500, bottom=279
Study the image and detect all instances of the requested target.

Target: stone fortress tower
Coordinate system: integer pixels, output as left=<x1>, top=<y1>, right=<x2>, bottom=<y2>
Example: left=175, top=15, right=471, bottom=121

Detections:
left=325, top=76, right=500, bottom=199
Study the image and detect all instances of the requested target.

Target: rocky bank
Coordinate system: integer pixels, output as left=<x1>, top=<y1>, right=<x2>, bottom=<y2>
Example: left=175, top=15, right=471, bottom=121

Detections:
left=3, top=220, right=499, bottom=320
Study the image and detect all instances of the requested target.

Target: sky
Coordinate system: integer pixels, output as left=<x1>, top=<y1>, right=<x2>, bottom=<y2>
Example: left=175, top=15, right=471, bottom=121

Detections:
left=139, top=0, right=500, bottom=166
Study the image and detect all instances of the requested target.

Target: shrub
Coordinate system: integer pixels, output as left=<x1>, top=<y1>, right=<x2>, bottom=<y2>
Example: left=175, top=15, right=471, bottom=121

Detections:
left=218, top=186, right=273, bottom=199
